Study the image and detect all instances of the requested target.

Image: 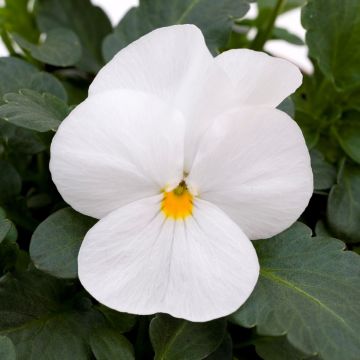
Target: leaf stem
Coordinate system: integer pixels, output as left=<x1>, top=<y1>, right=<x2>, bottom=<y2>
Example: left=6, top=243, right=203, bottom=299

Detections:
left=1, top=30, right=17, bottom=56
left=251, top=0, right=287, bottom=50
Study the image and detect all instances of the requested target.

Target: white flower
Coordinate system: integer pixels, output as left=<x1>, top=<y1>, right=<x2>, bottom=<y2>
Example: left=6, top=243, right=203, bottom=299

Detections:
left=50, top=25, right=313, bottom=322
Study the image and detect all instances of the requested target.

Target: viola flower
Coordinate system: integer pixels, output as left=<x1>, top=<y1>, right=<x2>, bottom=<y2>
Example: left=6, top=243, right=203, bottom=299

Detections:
left=50, top=25, right=313, bottom=322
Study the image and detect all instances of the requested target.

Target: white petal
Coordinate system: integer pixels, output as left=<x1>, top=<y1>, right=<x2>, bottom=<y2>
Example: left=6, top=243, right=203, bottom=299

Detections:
left=188, top=107, right=313, bottom=240
left=78, top=196, right=259, bottom=322
left=89, top=24, right=239, bottom=170
left=50, top=89, right=185, bottom=219
left=215, top=49, right=302, bottom=107
left=89, top=25, right=213, bottom=112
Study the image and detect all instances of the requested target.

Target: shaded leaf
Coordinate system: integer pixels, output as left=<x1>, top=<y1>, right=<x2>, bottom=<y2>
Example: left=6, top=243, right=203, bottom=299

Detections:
left=302, top=0, right=360, bottom=90
left=0, top=122, right=46, bottom=154
left=103, top=0, right=250, bottom=61
left=0, top=57, right=67, bottom=101
left=0, top=0, right=39, bottom=42
left=35, top=0, right=112, bottom=73
left=232, top=222, right=360, bottom=360
left=255, top=336, right=320, bottom=360
left=205, top=334, right=232, bottom=360
left=0, top=220, right=18, bottom=275
left=258, top=0, right=306, bottom=14
left=295, top=111, right=319, bottom=149
left=13, top=28, right=82, bottom=67
left=277, top=97, right=294, bottom=118
left=0, top=57, right=38, bottom=100
left=315, top=220, right=333, bottom=238
left=90, top=328, right=134, bottom=360
left=0, top=160, right=21, bottom=203
left=29, top=72, right=68, bottom=101
left=327, top=161, right=360, bottom=243
left=97, top=306, right=136, bottom=334
left=334, top=111, right=360, bottom=164
left=0, top=270, right=121, bottom=360
left=30, top=207, right=96, bottom=279
left=150, top=314, right=226, bottom=360
left=310, top=149, right=336, bottom=191
left=0, top=89, right=69, bottom=132
left=272, top=27, right=304, bottom=46
left=0, top=219, right=12, bottom=244
left=0, top=336, right=16, bottom=360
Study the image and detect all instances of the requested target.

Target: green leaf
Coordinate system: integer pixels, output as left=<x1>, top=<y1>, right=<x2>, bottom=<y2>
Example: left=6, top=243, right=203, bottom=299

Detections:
left=97, top=306, right=136, bottom=334
left=13, top=28, right=82, bottom=67
left=0, top=57, right=67, bottom=101
left=35, top=0, right=112, bottom=73
left=205, top=334, right=232, bottom=360
left=295, top=111, right=320, bottom=149
left=103, top=0, right=250, bottom=61
left=29, top=72, right=68, bottom=102
left=0, top=336, right=16, bottom=360
left=0, top=219, right=18, bottom=275
left=26, top=193, right=52, bottom=209
left=0, top=160, right=21, bottom=203
left=327, top=161, right=360, bottom=243
left=0, top=122, right=46, bottom=154
left=258, top=0, right=306, bottom=13
left=277, top=97, right=294, bottom=118
left=0, top=0, right=39, bottom=42
left=150, top=314, right=226, bottom=360
left=0, top=270, right=122, bottom=360
left=255, top=336, right=319, bottom=360
left=30, top=207, right=96, bottom=279
left=0, top=219, right=12, bottom=244
left=0, top=59, right=65, bottom=150
left=231, top=222, right=360, bottom=360
left=302, top=0, right=360, bottom=90
left=0, top=89, right=69, bottom=132
left=315, top=220, right=333, bottom=238
left=310, top=149, right=336, bottom=191
left=334, top=111, right=360, bottom=164
left=90, top=328, right=134, bottom=360
left=0, top=57, right=38, bottom=99
left=272, top=27, right=304, bottom=46
left=0, top=240, right=18, bottom=275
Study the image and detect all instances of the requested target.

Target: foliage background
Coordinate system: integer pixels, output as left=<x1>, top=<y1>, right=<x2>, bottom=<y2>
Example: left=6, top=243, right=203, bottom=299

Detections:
left=0, top=0, right=359, bottom=359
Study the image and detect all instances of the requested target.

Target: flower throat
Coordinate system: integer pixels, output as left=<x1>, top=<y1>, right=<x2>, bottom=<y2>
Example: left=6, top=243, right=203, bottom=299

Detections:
left=161, top=180, right=193, bottom=220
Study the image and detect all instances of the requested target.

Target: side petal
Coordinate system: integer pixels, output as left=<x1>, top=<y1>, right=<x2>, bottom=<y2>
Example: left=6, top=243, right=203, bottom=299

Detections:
left=187, top=107, right=313, bottom=240
left=50, top=89, right=185, bottom=219
left=215, top=49, right=302, bottom=107
left=78, top=196, right=259, bottom=322
left=89, top=25, right=214, bottom=112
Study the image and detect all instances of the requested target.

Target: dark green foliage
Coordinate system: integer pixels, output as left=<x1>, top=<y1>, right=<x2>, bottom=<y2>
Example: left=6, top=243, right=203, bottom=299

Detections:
left=102, top=0, right=251, bottom=61
left=150, top=314, right=226, bottom=360
left=232, top=223, right=360, bottom=360
left=30, top=207, right=96, bottom=278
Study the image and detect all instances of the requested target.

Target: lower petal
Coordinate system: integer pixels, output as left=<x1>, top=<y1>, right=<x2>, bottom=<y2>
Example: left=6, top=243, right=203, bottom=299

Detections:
left=78, top=196, right=259, bottom=322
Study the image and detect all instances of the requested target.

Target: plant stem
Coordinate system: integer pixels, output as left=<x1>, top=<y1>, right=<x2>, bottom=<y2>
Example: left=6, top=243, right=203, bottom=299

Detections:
left=251, top=0, right=287, bottom=51
left=1, top=30, right=17, bottom=56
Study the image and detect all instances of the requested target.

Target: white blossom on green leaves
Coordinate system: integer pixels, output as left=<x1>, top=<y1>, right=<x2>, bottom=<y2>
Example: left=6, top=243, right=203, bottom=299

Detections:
left=50, top=25, right=312, bottom=322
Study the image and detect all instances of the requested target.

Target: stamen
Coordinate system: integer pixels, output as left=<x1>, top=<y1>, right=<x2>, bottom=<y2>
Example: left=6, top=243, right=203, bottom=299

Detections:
left=161, top=181, right=193, bottom=220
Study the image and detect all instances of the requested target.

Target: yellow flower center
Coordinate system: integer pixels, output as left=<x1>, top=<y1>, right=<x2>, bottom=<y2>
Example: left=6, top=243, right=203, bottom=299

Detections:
left=161, top=181, right=193, bottom=220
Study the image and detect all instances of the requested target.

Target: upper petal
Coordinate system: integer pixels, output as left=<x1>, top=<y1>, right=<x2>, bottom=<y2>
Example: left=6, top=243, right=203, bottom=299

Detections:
left=78, top=196, right=259, bottom=322
left=187, top=107, right=313, bottom=240
left=215, top=49, right=302, bottom=107
left=50, top=89, right=185, bottom=219
left=89, top=25, right=215, bottom=113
